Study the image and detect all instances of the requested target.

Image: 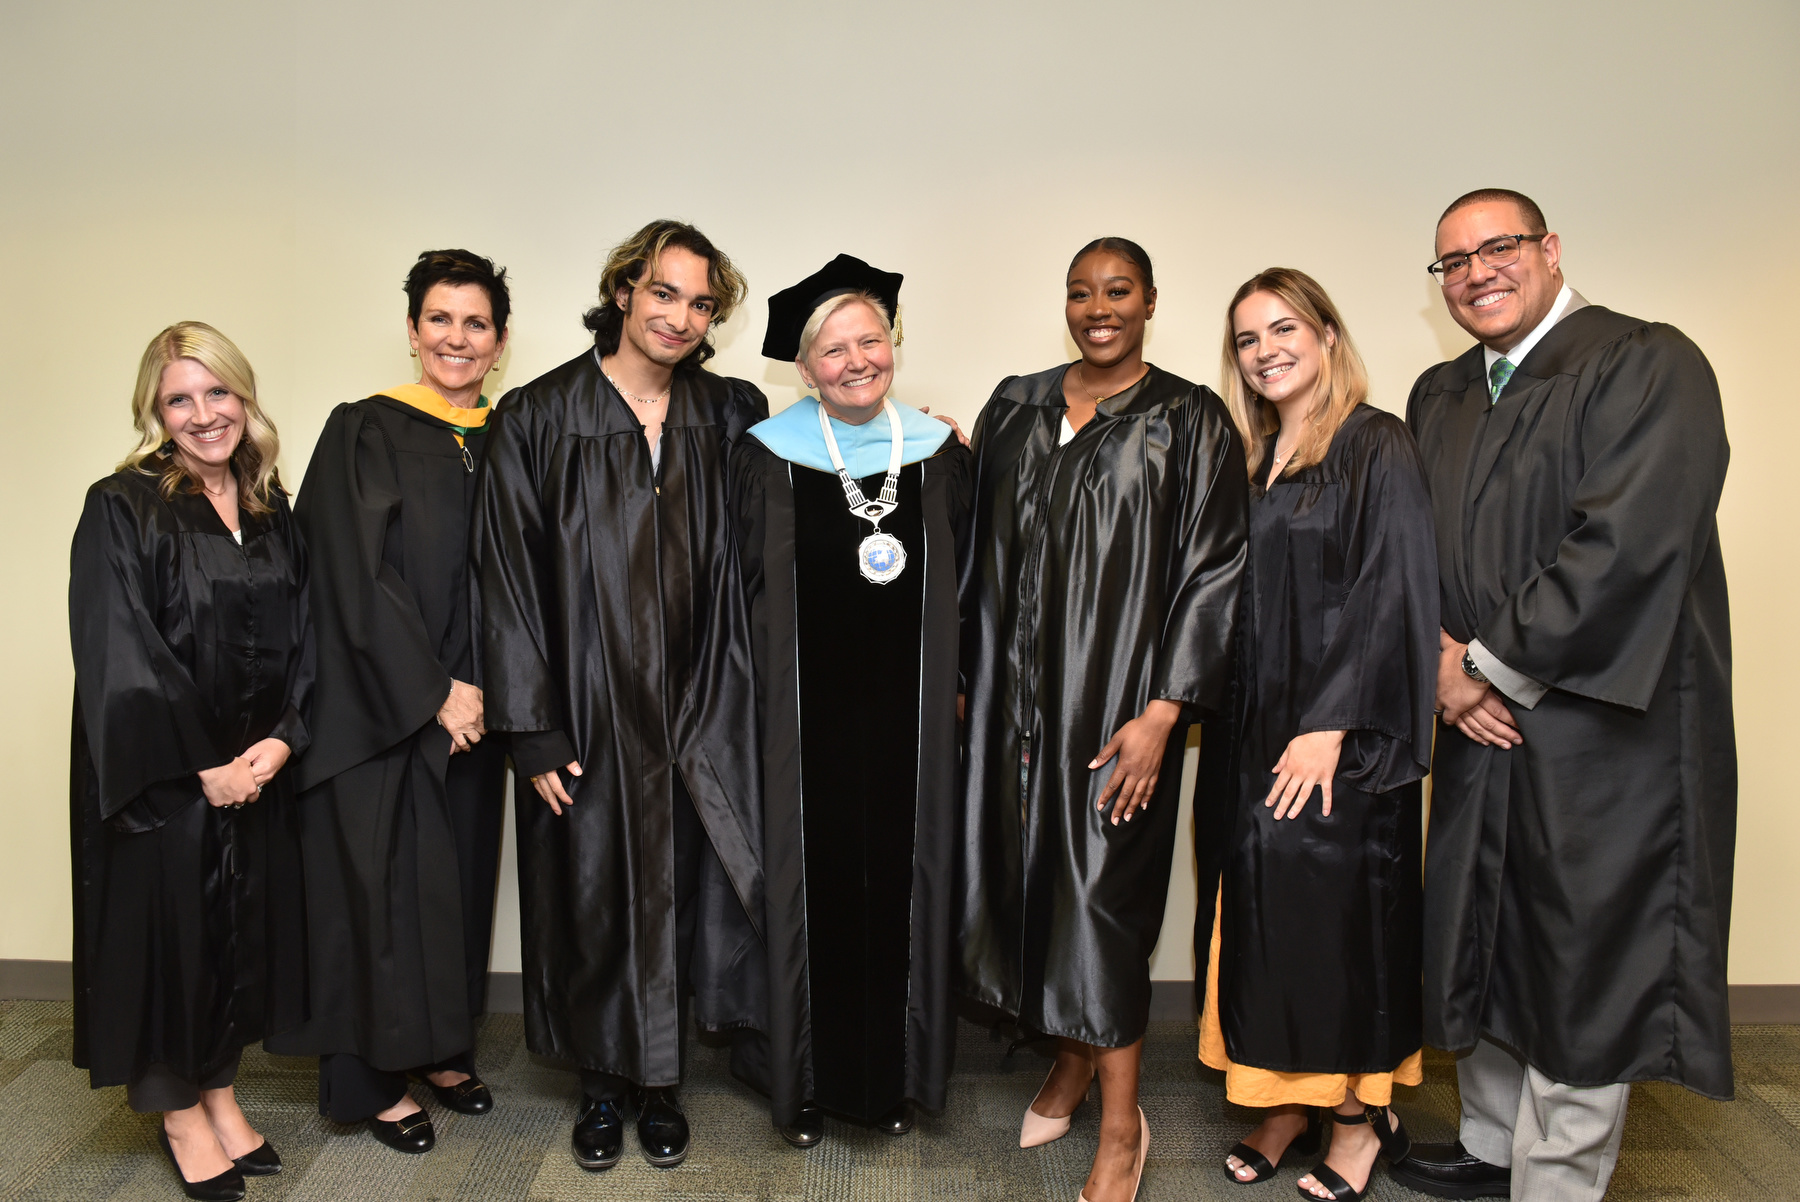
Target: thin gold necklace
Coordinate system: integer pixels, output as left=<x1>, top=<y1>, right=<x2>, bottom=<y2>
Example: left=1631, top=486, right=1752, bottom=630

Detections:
left=603, top=368, right=670, bottom=406
left=1075, top=362, right=1147, bottom=404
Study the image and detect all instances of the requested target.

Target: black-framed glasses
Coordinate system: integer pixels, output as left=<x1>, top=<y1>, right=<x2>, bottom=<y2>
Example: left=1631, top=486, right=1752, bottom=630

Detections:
left=1427, top=233, right=1546, bottom=281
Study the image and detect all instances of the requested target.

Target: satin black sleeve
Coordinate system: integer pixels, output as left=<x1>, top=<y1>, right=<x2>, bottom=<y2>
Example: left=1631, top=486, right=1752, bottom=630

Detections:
left=293, top=404, right=450, bottom=789
left=268, top=487, right=314, bottom=760
left=1150, top=389, right=1250, bottom=718
left=1475, top=327, right=1729, bottom=711
left=69, top=480, right=229, bottom=820
left=472, top=392, right=570, bottom=749
left=1295, top=417, right=1441, bottom=790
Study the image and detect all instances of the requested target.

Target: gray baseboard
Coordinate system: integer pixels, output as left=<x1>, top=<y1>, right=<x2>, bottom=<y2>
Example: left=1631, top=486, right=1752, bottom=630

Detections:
left=9, top=961, right=1800, bottom=1025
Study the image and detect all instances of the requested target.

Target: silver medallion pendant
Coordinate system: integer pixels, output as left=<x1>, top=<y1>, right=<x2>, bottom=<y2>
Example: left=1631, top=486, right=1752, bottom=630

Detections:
left=858, top=532, right=907, bottom=584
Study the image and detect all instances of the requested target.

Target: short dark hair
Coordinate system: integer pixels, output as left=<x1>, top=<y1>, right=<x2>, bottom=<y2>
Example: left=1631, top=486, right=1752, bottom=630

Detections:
left=1438, top=188, right=1548, bottom=235
left=405, top=249, right=512, bottom=332
left=1067, top=237, right=1155, bottom=292
left=583, top=219, right=747, bottom=372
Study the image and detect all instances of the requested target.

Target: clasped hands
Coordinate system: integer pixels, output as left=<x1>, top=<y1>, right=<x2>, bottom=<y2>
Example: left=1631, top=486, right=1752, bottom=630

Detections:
left=437, top=679, right=486, bottom=753
left=198, top=737, right=290, bottom=808
left=1436, top=629, right=1523, bottom=748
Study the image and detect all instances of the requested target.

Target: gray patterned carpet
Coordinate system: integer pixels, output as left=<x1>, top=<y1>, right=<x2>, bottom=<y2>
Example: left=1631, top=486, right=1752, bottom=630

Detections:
left=2, top=1000, right=1796, bottom=1200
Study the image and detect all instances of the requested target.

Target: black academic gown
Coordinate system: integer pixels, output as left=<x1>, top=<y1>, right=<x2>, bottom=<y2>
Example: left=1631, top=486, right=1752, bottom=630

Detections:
left=1218, top=405, right=1439, bottom=1074
left=473, top=350, right=769, bottom=1087
left=732, top=436, right=972, bottom=1126
left=959, top=364, right=1248, bottom=1047
left=266, top=396, right=506, bottom=1072
left=69, top=471, right=312, bottom=1090
left=1407, top=304, right=1736, bottom=1099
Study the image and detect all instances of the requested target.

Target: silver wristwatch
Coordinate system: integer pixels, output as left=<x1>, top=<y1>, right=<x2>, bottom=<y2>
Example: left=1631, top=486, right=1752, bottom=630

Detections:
left=1461, top=649, right=1490, bottom=685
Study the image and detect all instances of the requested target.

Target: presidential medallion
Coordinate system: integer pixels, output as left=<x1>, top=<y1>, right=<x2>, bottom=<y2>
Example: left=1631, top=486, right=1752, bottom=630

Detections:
left=858, top=532, right=907, bottom=584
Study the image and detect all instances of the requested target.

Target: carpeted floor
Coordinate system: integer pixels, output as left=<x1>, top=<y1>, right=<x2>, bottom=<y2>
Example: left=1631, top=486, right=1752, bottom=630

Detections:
left=3, top=1000, right=1796, bottom=1200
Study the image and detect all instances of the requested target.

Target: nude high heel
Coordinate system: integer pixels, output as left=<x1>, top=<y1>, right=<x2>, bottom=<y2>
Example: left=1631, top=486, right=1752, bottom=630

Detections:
left=1078, top=1106, right=1149, bottom=1202
left=1020, top=1062, right=1090, bottom=1148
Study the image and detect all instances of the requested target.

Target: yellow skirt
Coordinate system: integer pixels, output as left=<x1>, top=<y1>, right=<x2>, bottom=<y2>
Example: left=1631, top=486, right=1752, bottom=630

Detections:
left=1197, top=886, right=1422, bottom=1108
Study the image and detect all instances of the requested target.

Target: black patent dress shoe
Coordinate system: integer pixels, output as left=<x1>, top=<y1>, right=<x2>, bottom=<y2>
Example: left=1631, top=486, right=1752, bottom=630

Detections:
left=781, top=1103, right=825, bottom=1148
left=1387, top=1140, right=1510, bottom=1199
left=632, top=1087, right=690, bottom=1167
left=231, top=1139, right=282, bottom=1176
left=426, top=1074, right=493, bottom=1115
left=157, top=1128, right=247, bottom=1201
left=571, top=1097, right=625, bottom=1171
left=876, top=1100, right=915, bottom=1135
left=367, top=1108, right=436, bottom=1153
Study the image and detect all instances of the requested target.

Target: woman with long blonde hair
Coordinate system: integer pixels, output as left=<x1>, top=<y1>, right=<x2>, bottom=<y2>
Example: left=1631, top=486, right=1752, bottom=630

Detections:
left=70, top=322, right=310, bottom=1201
left=1201, top=269, right=1440, bottom=1201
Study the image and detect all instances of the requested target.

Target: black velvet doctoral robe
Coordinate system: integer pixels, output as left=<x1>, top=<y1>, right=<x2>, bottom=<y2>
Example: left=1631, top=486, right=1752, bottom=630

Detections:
left=1407, top=304, right=1736, bottom=1099
left=266, top=395, right=506, bottom=1072
left=69, top=471, right=312, bottom=1089
left=732, top=436, right=972, bottom=1126
left=1218, top=405, right=1439, bottom=1074
left=473, top=351, right=769, bottom=1086
left=959, top=364, right=1248, bottom=1047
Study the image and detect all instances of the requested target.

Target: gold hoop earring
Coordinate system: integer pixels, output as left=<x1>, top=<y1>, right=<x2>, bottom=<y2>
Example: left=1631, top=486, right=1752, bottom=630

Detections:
left=410, top=348, right=418, bottom=357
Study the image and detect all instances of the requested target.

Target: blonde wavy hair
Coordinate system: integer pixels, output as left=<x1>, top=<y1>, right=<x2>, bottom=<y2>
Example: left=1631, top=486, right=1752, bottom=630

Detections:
left=118, top=322, right=283, bottom=514
left=1219, top=268, right=1369, bottom=483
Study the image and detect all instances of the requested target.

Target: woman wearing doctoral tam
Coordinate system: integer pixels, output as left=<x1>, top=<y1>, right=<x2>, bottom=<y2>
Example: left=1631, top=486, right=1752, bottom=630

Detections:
left=960, top=238, right=1248, bottom=1202
left=267, top=251, right=512, bottom=1153
left=70, top=321, right=310, bottom=1201
left=732, top=255, right=972, bottom=1147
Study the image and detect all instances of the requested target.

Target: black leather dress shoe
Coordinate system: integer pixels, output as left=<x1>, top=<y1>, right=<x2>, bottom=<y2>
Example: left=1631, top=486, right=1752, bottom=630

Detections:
left=571, top=1097, right=625, bottom=1171
left=632, top=1087, right=690, bottom=1167
left=368, top=1109, right=436, bottom=1154
left=781, top=1103, right=825, bottom=1148
left=157, top=1129, right=247, bottom=1201
left=1388, top=1140, right=1511, bottom=1199
left=876, top=1101, right=915, bottom=1136
left=426, top=1074, right=494, bottom=1115
left=231, top=1139, right=282, bottom=1176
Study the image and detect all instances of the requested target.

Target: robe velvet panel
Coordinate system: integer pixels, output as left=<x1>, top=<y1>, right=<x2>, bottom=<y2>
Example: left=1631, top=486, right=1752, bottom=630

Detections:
left=958, top=364, right=1249, bottom=1047
left=732, top=436, right=971, bottom=1125
left=1407, top=306, right=1735, bottom=1099
left=473, top=352, right=769, bottom=1085
left=1219, top=405, right=1439, bottom=1075
left=68, top=472, right=312, bottom=1088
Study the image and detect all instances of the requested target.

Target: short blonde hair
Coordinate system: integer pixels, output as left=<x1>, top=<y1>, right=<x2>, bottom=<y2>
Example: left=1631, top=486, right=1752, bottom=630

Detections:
left=796, top=291, right=900, bottom=365
left=118, top=322, right=284, bottom=514
left=1219, top=268, right=1369, bottom=483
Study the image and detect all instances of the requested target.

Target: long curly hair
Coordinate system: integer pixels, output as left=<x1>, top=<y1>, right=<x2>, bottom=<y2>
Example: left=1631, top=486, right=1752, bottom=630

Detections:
left=583, top=219, right=747, bottom=371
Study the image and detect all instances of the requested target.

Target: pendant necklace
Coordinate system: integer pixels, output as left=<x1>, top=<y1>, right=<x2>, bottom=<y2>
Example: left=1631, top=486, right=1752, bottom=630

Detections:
left=602, top=367, right=670, bottom=407
left=817, top=399, right=908, bottom=584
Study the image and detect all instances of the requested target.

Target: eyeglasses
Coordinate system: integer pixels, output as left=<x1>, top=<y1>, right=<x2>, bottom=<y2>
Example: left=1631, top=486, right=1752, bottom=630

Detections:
left=1427, top=234, right=1546, bottom=281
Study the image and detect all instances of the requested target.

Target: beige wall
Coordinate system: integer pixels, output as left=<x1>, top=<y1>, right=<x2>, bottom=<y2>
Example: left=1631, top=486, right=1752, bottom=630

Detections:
left=4, top=1, right=1795, bottom=984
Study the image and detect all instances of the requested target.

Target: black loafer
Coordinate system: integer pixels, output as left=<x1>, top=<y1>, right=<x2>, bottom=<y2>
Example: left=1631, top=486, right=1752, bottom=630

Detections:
left=571, top=1097, right=625, bottom=1171
left=368, top=1109, right=436, bottom=1154
left=876, top=1100, right=915, bottom=1136
left=426, top=1074, right=493, bottom=1115
left=781, top=1103, right=825, bottom=1148
left=633, top=1087, right=690, bottom=1167
left=231, top=1139, right=282, bottom=1176
left=157, top=1128, right=247, bottom=1201
left=1387, top=1140, right=1511, bottom=1199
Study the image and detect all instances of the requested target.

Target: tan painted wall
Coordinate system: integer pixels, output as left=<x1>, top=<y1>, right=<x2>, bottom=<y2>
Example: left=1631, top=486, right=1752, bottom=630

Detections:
left=4, top=1, right=1794, bottom=984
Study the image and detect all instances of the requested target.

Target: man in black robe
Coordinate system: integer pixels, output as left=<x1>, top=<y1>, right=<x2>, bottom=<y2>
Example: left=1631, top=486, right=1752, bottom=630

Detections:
left=473, top=220, right=767, bottom=1172
left=1394, top=189, right=1735, bottom=1202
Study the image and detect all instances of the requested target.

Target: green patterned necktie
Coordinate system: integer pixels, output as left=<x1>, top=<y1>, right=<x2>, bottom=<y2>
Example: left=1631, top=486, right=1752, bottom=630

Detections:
left=1488, top=357, right=1516, bottom=405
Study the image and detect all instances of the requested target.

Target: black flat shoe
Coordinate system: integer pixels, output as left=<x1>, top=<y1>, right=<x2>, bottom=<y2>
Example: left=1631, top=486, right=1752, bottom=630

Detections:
left=426, top=1074, right=493, bottom=1115
left=876, top=1100, right=915, bottom=1136
left=368, top=1108, right=435, bottom=1154
left=571, top=1097, right=625, bottom=1171
left=781, top=1103, right=825, bottom=1148
left=1224, top=1109, right=1321, bottom=1184
left=157, top=1128, right=246, bottom=1201
left=1297, top=1105, right=1411, bottom=1202
left=231, top=1139, right=282, bottom=1176
left=632, top=1087, right=690, bottom=1168
left=1387, top=1140, right=1511, bottom=1199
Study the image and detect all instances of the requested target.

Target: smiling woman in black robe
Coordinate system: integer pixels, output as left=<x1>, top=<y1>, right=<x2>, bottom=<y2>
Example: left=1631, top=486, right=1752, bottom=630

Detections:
left=71, top=322, right=310, bottom=1201
left=266, top=251, right=512, bottom=1153
left=1198, top=270, right=1438, bottom=1202
left=732, top=256, right=971, bottom=1147
left=960, top=239, right=1248, bottom=1202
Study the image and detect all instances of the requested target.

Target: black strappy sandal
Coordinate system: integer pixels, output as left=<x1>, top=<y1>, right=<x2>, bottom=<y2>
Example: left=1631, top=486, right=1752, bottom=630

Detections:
left=1297, top=1105, right=1411, bottom=1201
left=1223, top=1108, right=1321, bottom=1184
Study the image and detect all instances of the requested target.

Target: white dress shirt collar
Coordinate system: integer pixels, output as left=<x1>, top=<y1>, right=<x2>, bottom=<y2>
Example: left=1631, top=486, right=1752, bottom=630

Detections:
left=1484, top=283, right=1574, bottom=374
